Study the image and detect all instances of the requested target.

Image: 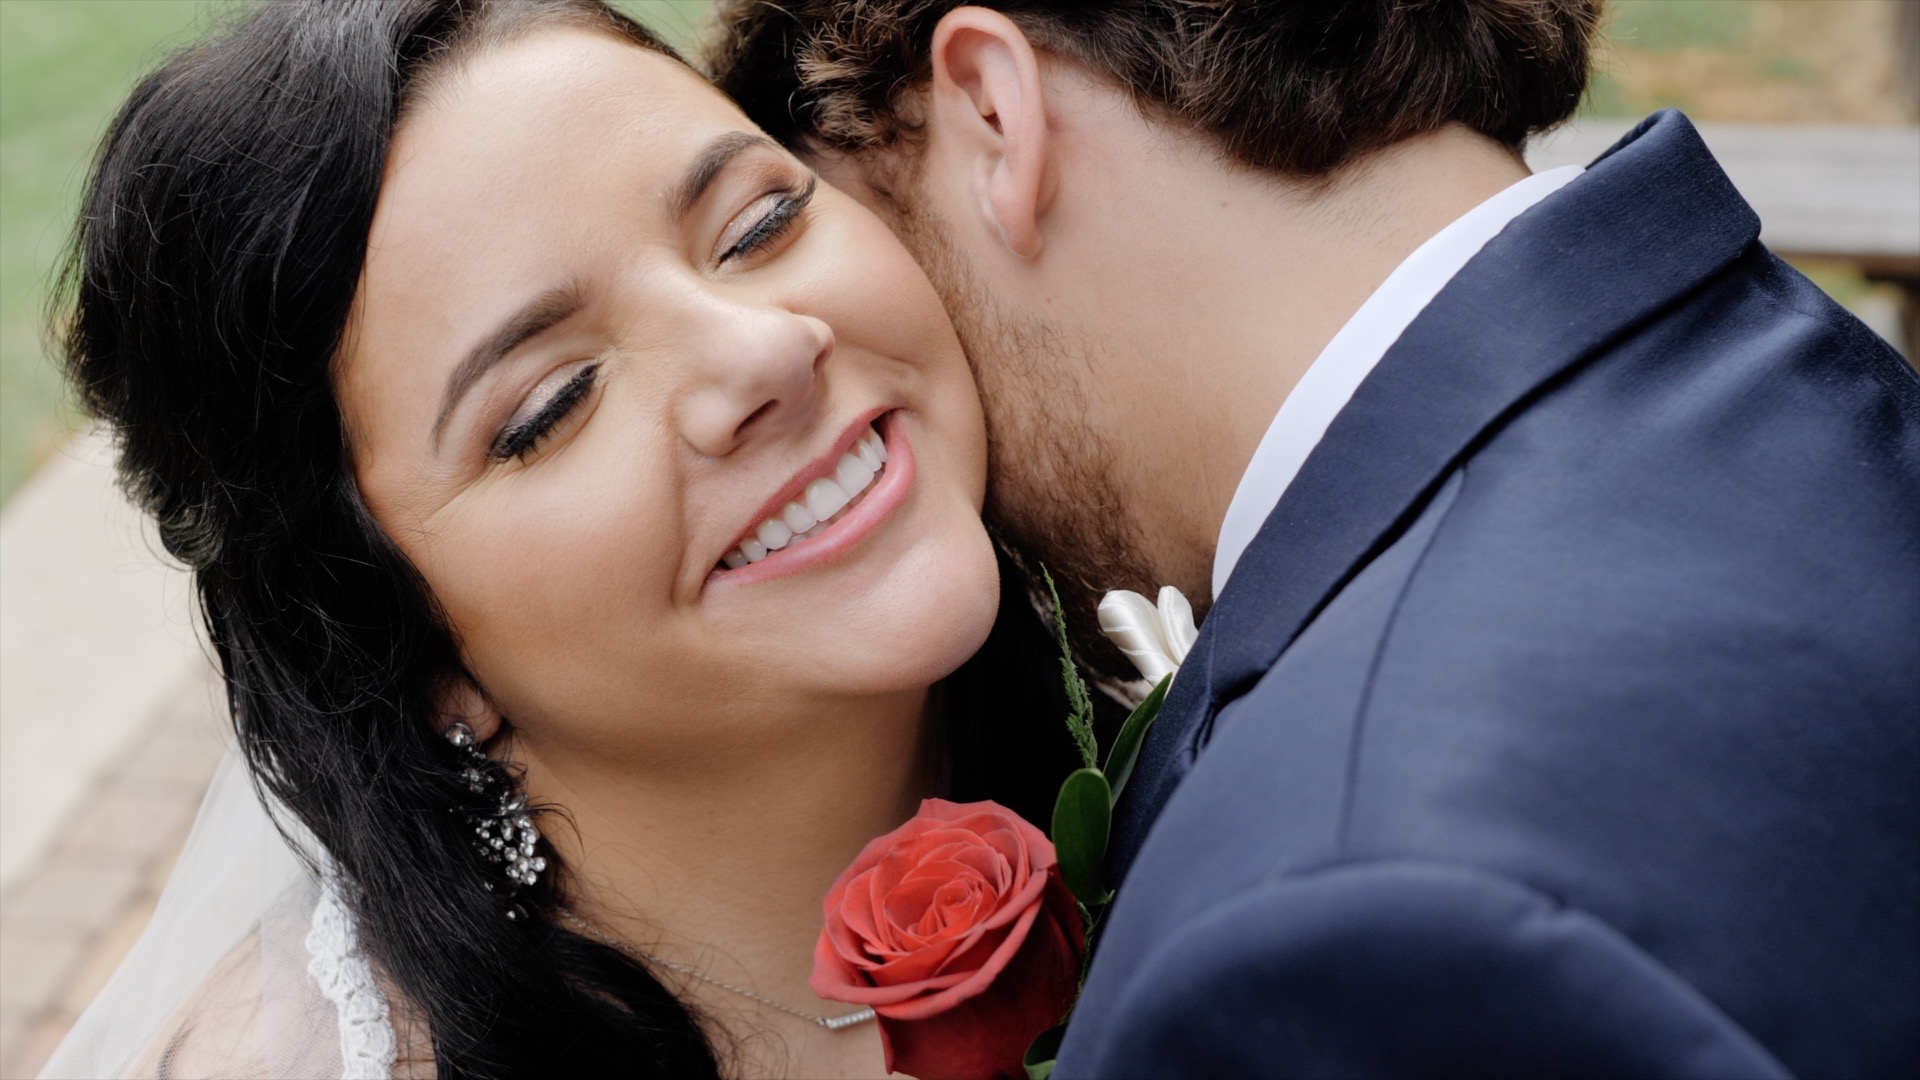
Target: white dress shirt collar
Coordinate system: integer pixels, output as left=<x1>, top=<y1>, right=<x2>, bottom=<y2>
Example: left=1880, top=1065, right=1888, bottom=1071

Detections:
left=1210, top=165, right=1585, bottom=599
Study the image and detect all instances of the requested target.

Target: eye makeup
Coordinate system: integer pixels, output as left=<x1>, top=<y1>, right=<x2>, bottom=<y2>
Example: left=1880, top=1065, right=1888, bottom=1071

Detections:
left=721, top=176, right=818, bottom=264
left=491, top=362, right=600, bottom=462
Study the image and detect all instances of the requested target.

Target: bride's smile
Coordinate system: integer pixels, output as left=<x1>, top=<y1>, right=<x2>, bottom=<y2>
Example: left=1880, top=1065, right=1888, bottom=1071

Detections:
left=711, top=410, right=907, bottom=584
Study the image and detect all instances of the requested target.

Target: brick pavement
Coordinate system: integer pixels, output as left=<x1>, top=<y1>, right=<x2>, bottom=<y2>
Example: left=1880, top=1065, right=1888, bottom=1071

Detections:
left=0, top=664, right=224, bottom=1079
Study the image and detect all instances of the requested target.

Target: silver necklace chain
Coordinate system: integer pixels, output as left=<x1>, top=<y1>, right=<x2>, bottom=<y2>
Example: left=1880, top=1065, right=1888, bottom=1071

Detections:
left=558, top=910, right=877, bottom=1032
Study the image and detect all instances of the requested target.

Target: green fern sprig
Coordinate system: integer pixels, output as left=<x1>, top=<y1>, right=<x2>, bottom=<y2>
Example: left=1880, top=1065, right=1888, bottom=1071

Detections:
left=1042, top=566, right=1099, bottom=771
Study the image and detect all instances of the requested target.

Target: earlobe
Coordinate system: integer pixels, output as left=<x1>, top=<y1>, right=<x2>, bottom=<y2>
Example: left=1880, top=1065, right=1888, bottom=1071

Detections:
left=434, top=673, right=504, bottom=744
left=929, top=7, right=1052, bottom=260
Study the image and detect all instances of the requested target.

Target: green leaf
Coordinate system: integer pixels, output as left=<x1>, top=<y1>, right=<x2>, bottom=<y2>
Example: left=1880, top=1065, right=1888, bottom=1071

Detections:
left=1103, top=673, right=1171, bottom=805
left=1024, top=1025, right=1066, bottom=1074
left=1042, top=566, right=1099, bottom=771
left=1052, top=767, right=1112, bottom=905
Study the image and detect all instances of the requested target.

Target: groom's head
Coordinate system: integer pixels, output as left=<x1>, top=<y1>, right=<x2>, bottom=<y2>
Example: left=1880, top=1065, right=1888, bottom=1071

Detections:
left=710, top=1, right=1599, bottom=673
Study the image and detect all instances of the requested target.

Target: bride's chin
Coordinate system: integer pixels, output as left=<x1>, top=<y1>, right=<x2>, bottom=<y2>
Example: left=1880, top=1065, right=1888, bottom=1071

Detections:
left=821, top=525, right=1000, bottom=696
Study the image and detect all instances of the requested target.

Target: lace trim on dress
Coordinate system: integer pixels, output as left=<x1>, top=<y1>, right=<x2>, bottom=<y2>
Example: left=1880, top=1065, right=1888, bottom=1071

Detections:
left=305, top=882, right=398, bottom=1080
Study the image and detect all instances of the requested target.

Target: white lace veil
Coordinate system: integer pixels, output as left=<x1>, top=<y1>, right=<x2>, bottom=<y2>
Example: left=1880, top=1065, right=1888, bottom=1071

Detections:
left=39, top=748, right=365, bottom=1079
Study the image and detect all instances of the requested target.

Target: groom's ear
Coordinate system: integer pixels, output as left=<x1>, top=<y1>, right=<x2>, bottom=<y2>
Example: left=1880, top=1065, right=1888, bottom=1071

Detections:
left=431, top=672, right=504, bottom=744
left=926, top=7, right=1054, bottom=259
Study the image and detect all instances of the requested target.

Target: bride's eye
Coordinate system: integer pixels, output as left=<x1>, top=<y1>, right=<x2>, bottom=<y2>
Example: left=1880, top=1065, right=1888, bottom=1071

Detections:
left=719, top=177, right=817, bottom=264
left=490, top=362, right=600, bottom=462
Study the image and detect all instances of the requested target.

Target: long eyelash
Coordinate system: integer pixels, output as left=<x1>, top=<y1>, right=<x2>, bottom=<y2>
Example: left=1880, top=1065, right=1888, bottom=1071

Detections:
left=492, top=363, right=599, bottom=461
left=723, top=177, right=817, bottom=262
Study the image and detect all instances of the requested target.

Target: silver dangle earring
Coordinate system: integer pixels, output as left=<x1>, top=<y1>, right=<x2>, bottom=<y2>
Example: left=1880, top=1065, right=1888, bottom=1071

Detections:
left=446, top=721, right=546, bottom=912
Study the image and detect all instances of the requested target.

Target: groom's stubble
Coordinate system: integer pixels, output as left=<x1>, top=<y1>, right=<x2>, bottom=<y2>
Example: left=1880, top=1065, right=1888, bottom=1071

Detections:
left=887, top=195, right=1164, bottom=682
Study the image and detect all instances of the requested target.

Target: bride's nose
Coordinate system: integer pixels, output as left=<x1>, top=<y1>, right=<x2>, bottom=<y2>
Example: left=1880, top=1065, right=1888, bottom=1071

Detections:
left=677, top=302, right=833, bottom=457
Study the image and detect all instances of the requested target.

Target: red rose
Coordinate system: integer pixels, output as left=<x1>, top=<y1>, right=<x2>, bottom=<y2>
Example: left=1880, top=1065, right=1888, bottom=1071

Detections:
left=812, top=798, right=1085, bottom=1079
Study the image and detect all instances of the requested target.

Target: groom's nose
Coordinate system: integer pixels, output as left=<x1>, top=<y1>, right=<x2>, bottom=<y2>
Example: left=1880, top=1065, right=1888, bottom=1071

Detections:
left=674, top=297, right=834, bottom=459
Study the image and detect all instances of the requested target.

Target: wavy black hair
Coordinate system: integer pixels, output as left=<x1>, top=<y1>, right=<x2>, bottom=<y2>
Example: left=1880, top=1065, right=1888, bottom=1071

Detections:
left=60, top=0, right=725, bottom=1074
left=59, top=0, right=1085, bottom=1074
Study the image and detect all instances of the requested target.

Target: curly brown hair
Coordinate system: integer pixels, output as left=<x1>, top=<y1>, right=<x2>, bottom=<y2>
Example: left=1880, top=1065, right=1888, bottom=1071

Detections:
left=707, top=0, right=1604, bottom=177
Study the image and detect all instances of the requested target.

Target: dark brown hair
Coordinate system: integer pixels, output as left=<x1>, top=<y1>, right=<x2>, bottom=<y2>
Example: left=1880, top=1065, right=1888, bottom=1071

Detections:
left=708, top=0, right=1603, bottom=176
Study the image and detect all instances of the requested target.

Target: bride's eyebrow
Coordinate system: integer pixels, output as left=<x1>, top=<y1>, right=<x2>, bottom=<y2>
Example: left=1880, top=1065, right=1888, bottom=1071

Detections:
left=671, top=131, right=782, bottom=220
left=433, top=281, right=584, bottom=445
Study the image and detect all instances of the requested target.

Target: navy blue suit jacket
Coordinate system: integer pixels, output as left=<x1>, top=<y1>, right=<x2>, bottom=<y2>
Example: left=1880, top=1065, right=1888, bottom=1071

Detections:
left=1055, top=112, right=1920, bottom=1078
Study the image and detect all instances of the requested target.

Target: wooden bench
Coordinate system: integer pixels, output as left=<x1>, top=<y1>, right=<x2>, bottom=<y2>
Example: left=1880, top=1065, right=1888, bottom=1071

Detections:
left=1527, top=119, right=1920, bottom=360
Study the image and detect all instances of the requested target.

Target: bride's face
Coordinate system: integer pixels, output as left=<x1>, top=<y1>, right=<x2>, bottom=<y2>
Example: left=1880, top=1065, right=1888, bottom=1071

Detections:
left=337, top=29, right=996, bottom=761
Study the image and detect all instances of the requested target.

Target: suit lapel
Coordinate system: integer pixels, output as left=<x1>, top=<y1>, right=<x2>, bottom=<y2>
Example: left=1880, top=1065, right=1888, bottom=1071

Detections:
left=1111, top=112, right=1762, bottom=880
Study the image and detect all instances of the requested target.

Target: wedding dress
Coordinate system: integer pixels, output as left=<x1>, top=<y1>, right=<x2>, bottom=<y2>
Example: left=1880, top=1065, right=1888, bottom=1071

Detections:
left=39, top=751, right=402, bottom=1079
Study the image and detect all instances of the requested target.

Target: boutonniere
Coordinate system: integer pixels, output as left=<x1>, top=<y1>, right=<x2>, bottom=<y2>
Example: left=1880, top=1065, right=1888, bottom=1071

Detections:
left=1096, top=586, right=1197, bottom=686
left=810, top=570, right=1186, bottom=1080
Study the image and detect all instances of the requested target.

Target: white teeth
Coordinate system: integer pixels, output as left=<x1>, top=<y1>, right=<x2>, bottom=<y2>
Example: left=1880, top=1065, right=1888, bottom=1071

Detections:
left=757, top=517, right=794, bottom=552
left=782, top=502, right=818, bottom=533
left=718, top=423, right=890, bottom=570
left=834, top=454, right=876, bottom=496
left=804, top=477, right=852, bottom=521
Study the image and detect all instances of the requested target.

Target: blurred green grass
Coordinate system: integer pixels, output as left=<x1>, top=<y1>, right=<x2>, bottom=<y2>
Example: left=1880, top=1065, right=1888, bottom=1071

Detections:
left=1610, top=0, right=1754, bottom=52
left=0, top=0, right=710, bottom=504
left=0, top=0, right=213, bottom=502
left=616, top=0, right=711, bottom=49
left=1583, top=1, right=1758, bottom=120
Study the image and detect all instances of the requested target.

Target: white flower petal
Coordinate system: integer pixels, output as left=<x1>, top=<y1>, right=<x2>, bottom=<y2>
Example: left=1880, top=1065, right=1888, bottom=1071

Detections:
left=1156, top=586, right=1198, bottom=664
left=1099, top=590, right=1181, bottom=683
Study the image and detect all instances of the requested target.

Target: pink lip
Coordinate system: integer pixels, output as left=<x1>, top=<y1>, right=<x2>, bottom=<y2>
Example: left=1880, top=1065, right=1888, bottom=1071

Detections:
left=728, top=407, right=889, bottom=550
left=705, top=410, right=914, bottom=590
